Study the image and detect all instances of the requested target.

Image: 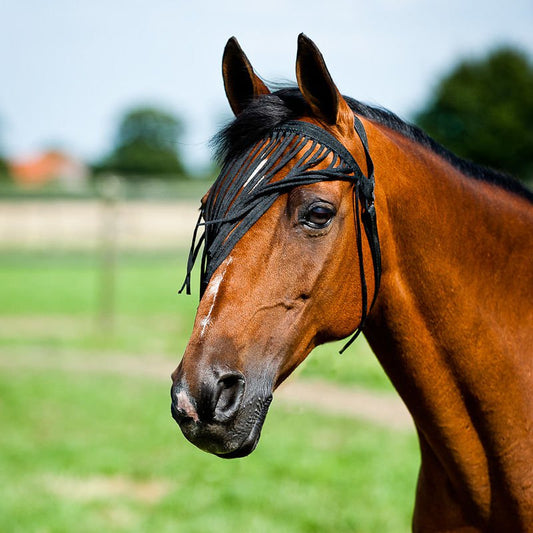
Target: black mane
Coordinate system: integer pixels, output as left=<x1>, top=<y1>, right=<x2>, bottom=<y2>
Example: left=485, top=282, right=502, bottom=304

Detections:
left=212, top=87, right=533, bottom=202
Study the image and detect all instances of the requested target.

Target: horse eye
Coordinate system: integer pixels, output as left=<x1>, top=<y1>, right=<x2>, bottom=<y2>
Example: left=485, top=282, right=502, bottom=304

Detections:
left=303, top=204, right=336, bottom=229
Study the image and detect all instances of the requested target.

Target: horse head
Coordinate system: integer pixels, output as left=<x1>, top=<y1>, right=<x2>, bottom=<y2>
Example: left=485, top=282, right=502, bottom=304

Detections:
left=171, top=34, right=379, bottom=458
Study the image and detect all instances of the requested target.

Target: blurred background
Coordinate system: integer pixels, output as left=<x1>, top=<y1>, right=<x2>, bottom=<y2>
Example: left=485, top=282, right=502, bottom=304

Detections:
left=1, top=1, right=532, bottom=532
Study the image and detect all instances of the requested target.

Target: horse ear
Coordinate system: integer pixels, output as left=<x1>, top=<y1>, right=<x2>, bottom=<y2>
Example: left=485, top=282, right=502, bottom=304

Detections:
left=296, top=33, right=353, bottom=129
left=222, top=37, right=271, bottom=116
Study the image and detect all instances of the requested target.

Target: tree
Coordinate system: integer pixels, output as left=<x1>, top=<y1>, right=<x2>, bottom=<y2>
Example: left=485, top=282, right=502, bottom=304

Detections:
left=99, top=106, right=187, bottom=179
left=415, top=47, right=533, bottom=182
left=0, top=116, right=10, bottom=181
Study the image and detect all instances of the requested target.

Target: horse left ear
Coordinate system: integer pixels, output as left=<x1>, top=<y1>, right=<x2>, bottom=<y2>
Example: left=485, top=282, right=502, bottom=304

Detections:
left=296, top=34, right=353, bottom=132
left=222, top=37, right=271, bottom=116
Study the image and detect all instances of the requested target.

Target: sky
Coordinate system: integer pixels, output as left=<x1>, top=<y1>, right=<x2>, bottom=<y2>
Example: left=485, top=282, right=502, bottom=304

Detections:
left=1, top=0, right=532, bottom=172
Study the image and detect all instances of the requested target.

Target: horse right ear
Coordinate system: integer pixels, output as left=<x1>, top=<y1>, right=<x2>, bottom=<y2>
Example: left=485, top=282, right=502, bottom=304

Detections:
left=296, top=33, right=353, bottom=133
left=222, top=37, right=271, bottom=116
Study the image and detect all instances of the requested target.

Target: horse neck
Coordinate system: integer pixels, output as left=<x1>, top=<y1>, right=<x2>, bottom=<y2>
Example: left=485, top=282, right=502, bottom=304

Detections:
left=361, top=120, right=533, bottom=525
left=363, top=121, right=533, bottom=376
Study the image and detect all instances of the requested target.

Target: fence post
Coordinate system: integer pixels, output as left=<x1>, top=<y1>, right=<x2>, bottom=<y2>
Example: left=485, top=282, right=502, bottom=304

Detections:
left=97, top=175, right=121, bottom=335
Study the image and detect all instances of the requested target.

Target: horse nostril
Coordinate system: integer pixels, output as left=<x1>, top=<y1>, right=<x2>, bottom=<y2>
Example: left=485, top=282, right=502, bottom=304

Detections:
left=213, top=373, right=245, bottom=421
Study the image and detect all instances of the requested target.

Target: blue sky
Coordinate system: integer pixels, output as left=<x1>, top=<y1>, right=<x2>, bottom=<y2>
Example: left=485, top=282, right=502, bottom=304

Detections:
left=1, top=1, right=532, bottom=171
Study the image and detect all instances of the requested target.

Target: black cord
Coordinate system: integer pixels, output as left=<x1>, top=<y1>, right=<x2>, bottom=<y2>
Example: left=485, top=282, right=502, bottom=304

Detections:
left=180, top=117, right=381, bottom=352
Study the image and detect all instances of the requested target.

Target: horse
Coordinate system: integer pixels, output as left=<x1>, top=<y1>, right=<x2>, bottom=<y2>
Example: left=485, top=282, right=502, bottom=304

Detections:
left=171, top=34, right=533, bottom=531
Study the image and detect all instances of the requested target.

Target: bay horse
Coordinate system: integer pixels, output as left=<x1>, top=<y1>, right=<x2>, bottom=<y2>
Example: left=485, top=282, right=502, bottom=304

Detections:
left=171, top=34, right=533, bottom=531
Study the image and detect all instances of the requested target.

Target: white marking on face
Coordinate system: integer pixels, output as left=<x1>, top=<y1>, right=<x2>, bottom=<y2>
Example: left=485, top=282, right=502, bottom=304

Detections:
left=176, top=390, right=199, bottom=422
left=200, top=256, right=232, bottom=338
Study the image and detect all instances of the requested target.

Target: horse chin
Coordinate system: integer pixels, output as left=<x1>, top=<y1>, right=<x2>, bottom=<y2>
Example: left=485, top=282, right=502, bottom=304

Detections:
left=214, top=431, right=260, bottom=459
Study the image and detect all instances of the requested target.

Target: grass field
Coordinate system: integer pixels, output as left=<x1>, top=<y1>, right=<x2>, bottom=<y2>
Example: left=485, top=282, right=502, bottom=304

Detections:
left=0, top=247, right=418, bottom=532
left=0, top=361, right=418, bottom=533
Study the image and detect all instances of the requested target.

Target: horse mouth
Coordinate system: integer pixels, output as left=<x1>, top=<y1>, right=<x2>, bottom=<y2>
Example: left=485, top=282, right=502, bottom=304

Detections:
left=215, top=396, right=272, bottom=458
left=173, top=394, right=273, bottom=459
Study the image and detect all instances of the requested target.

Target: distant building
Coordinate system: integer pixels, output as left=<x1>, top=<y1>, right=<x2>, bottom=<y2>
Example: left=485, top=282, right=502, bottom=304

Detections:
left=9, top=150, right=89, bottom=189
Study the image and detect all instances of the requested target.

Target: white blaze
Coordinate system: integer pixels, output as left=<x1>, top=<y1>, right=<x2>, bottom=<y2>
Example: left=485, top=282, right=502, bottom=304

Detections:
left=200, top=256, right=232, bottom=337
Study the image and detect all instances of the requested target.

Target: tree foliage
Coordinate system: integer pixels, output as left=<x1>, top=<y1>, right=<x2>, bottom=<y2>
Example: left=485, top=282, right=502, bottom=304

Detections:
left=0, top=116, right=10, bottom=181
left=415, top=47, right=533, bottom=182
left=99, top=106, right=186, bottom=179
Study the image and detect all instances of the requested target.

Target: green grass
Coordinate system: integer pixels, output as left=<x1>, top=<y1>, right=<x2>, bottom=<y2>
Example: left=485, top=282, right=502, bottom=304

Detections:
left=0, top=361, right=418, bottom=532
left=0, top=249, right=394, bottom=391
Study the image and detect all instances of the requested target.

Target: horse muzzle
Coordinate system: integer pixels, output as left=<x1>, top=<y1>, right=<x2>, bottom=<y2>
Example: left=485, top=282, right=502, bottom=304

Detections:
left=170, top=369, right=273, bottom=458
